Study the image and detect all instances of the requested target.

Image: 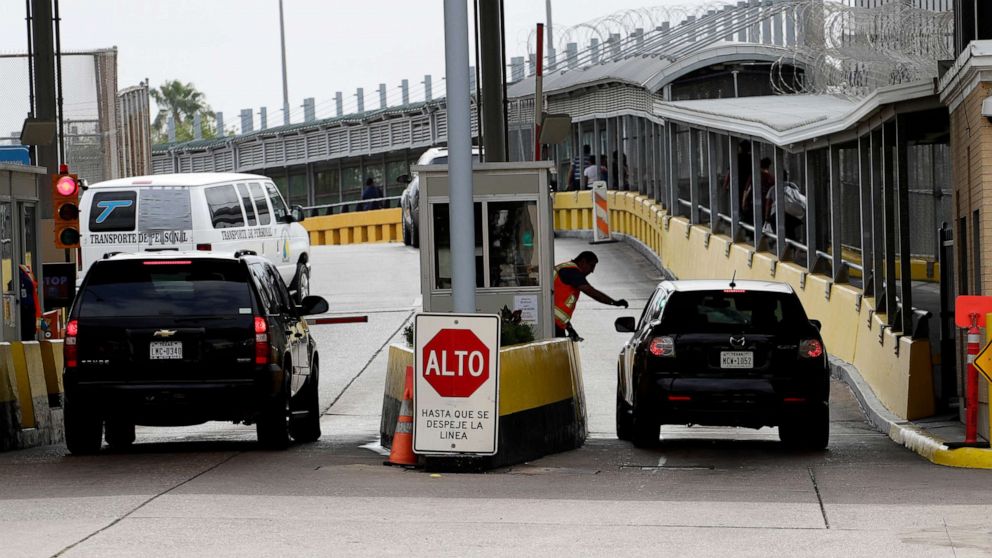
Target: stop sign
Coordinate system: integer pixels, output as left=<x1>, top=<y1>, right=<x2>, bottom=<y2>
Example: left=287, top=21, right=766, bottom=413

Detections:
left=422, top=328, right=490, bottom=397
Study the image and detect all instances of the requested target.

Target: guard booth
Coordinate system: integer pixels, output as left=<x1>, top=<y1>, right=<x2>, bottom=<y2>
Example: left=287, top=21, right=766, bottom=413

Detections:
left=416, top=162, right=555, bottom=339
left=0, top=164, right=43, bottom=342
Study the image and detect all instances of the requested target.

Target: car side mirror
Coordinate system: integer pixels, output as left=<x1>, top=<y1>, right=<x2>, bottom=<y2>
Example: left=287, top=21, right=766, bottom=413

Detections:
left=396, top=174, right=412, bottom=184
left=291, top=205, right=306, bottom=223
left=614, top=317, right=636, bottom=333
left=298, top=295, right=329, bottom=316
left=810, top=319, right=822, bottom=331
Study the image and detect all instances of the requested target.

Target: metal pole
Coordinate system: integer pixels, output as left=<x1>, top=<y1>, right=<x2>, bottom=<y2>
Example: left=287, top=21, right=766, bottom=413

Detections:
left=444, top=0, right=476, bottom=313
left=279, top=0, right=290, bottom=125
left=478, top=0, right=507, bottom=162
left=534, top=23, right=544, bottom=161
left=545, top=0, right=555, bottom=70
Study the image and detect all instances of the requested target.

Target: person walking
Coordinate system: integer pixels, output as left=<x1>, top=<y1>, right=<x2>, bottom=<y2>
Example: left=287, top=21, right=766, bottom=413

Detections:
left=553, top=251, right=628, bottom=340
left=567, top=144, right=592, bottom=191
left=360, top=177, right=384, bottom=211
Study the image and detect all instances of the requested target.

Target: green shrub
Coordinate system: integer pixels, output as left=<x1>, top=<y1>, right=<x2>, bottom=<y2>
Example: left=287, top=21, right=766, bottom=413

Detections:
left=400, top=307, right=535, bottom=348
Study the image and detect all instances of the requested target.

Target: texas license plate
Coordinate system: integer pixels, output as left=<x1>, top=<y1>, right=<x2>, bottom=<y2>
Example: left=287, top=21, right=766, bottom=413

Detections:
left=150, top=341, right=183, bottom=360
left=720, top=351, right=753, bottom=369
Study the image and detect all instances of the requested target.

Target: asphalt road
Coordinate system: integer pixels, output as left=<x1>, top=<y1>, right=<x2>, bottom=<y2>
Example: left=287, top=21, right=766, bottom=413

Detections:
left=1, top=240, right=990, bottom=557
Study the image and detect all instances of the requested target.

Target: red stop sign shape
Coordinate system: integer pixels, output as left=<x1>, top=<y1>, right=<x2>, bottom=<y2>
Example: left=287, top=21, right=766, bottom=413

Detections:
left=422, top=328, right=490, bottom=398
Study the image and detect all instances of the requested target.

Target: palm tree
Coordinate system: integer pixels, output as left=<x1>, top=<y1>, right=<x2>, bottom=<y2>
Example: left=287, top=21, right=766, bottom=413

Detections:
left=150, top=80, right=215, bottom=143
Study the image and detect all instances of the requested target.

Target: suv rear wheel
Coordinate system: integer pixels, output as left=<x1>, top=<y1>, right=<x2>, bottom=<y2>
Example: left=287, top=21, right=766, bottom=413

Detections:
left=290, top=358, right=321, bottom=443
left=105, top=418, right=136, bottom=449
left=64, top=389, right=103, bottom=455
left=257, top=368, right=291, bottom=450
left=778, top=403, right=829, bottom=450
left=616, top=387, right=633, bottom=441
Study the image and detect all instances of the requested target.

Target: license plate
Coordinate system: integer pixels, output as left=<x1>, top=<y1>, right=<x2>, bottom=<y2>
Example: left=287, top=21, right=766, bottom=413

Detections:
left=720, top=351, right=753, bottom=369
left=150, top=341, right=183, bottom=360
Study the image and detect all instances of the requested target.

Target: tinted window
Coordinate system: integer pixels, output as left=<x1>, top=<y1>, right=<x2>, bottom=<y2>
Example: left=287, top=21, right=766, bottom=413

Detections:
left=89, top=191, right=137, bottom=232
left=236, top=183, right=257, bottom=226
left=249, top=182, right=271, bottom=225
left=205, top=185, right=245, bottom=228
left=662, top=290, right=806, bottom=333
left=265, top=183, right=289, bottom=222
left=249, top=263, right=278, bottom=314
left=266, top=265, right=294, bottom=310
left=78, top=259, right=252, bottom=317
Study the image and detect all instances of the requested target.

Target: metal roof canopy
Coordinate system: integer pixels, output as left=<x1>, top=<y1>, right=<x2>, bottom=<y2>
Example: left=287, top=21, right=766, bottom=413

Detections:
left=652, top=80, right=936, bottom=147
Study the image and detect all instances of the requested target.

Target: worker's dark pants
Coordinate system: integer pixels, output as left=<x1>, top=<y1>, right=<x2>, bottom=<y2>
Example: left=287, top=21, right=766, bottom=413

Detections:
left=554, top=325, right=568, bottom=338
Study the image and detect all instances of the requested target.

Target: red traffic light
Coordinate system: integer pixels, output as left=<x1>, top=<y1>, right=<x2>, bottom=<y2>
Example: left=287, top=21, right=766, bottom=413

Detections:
left=55, top=175, right=78, bottom=197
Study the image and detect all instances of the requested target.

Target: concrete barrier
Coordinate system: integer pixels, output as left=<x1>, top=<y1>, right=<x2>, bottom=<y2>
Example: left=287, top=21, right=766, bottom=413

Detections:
left=39, top=340, right=64, bottom=408
left=381, top=338, right=587, bottom=469
left=553, top=190, right=935, bottom=421
left=303, top=208, right=403, bottom=246
left=0, top=341, right=64, bottom=452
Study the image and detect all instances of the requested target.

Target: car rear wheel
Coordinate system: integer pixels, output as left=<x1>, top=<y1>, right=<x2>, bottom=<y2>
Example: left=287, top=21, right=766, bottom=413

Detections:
left=64, top=390, right=102, bottom=455
left=402, top=217, right=412, bottom=246
left=105, top=418, right=136, bottom=449
left=779, top=403, right=829, bottom=450
left=290, top=359, right=321, bottom=443
left=616, top=387, right=633, bottom=441
left=257, top=370, right=291, bottom=450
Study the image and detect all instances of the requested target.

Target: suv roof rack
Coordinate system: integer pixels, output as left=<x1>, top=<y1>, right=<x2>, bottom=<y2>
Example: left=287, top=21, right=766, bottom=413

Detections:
left=234, top=249, right=258, bottom=258
left=144, top=247, right=179, bottom=253
left=102, top=251, right=123, bottom=259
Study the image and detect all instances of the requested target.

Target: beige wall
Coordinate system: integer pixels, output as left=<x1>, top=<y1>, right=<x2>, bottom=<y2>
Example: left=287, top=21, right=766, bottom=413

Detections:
left=951, top=83, right=992, bottom=295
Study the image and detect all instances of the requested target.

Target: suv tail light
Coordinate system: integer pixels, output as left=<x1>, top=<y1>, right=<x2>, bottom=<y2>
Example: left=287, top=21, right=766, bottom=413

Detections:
left=65, top=320, right=79, bottom=368
left=799, top=339, right=823, bottom=359
left=254, top=316, right=270, bottom=365
left=648, top=336, right=675, bottom=357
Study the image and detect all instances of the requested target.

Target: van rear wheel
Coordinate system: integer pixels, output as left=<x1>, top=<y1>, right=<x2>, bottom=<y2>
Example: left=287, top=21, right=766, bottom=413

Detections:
left=292, top=263, right=310, bottom=304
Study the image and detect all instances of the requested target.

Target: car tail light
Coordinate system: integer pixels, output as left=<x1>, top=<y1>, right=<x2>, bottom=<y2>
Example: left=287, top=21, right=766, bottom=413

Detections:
left=784, top=397, right=807, bottom=403
left=196, top=243, right=212, bottom=251
left=799, top=339, right=823, bottom=359
left=65, top=320, right=78, bottom=368
left=648, top=336, right=675, bottom=357
left=254, top=316, right=270, bottom=365
left=668, top=395, right=691, bottom=401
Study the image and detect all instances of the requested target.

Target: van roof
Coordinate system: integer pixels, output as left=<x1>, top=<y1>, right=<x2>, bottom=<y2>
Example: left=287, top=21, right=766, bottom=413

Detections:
left=87, top=173, right=269, bottom=189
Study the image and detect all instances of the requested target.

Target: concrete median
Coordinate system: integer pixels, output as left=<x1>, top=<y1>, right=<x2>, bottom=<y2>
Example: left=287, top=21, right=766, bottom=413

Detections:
left=381, top=338, right=587, bottom=469
left=0, top=341, right=64, bottom=452
left=303, top=208, right=402, bottom=246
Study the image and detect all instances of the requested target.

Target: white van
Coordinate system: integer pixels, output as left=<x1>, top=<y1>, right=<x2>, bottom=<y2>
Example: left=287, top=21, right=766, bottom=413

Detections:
left=79, top=173, right=311, bottom=300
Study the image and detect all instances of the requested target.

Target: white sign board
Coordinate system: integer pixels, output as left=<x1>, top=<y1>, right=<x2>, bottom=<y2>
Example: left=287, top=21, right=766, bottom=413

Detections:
left=413, top=313, right=500, bottom=455
left=513, top=294, right=538, bottom=324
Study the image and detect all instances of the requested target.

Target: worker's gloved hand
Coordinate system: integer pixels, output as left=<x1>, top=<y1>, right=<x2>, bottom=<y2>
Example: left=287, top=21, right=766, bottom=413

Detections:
left=614, top=299, right=629, bottom=309
left=566, top=325, right=584, bottom=343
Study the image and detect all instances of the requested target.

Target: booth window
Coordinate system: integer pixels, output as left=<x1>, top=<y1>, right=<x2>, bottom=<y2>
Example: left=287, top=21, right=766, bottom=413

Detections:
left=433, top=203, right=483, bottom=289
left=488, top=201, right=539, bottom=287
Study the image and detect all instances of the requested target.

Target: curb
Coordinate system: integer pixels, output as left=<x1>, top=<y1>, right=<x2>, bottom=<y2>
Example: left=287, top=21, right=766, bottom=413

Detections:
left=830, top=356, right=992, bottom=469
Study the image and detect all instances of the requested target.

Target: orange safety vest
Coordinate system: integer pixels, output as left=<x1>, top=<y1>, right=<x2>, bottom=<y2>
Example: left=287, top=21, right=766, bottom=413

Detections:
left=553, top=261, right=582, bottom=329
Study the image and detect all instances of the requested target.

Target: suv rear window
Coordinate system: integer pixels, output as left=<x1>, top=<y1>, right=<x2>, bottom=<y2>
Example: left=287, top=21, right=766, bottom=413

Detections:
left=78, top=259, right=253, bottom=317
left=662, top=290, right=807, bottom=333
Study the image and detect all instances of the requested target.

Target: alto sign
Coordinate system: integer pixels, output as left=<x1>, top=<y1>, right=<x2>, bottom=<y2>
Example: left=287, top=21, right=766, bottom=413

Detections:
left=413, top=313, right=500, bottom=456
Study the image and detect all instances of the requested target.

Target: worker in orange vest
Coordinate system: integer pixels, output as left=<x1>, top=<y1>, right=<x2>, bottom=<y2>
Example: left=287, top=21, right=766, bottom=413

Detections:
left=553, top=251, right=628, bottom=341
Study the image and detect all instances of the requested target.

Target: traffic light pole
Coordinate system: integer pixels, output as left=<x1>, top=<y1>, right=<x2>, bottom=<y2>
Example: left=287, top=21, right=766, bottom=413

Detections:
left=30, top=0, right=59, bottom=214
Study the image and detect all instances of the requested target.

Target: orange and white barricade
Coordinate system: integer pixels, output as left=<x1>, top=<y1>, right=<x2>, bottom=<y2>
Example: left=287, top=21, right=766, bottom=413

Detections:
left=590, top=181, right=614, bottom=243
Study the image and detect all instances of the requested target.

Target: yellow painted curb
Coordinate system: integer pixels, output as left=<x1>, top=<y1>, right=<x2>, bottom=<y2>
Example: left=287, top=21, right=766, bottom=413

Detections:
left=932, top=448, right=992, bottom=469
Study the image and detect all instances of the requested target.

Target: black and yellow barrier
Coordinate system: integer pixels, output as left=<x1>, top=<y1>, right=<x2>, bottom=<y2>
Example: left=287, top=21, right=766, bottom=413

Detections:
left=0, top=341, right=65, bottom=452
left=380, top=338, right=587, bottom=469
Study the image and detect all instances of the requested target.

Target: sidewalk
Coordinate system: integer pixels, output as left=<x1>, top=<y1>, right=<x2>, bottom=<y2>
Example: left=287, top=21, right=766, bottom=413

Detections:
left=831, top=357, right=992, bottom=469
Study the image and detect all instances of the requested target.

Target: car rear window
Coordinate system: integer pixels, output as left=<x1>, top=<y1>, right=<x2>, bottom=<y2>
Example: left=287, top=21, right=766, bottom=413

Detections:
left=78, top=259, right=253, bottom=317
left=662, top=290, right=807, bottom=333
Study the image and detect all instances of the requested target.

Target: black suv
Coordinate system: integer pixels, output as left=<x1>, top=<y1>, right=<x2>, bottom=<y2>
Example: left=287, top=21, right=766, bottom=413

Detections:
left=614, top=280, right=829, bottom=449
left=62, top=252, right=328, bottom=454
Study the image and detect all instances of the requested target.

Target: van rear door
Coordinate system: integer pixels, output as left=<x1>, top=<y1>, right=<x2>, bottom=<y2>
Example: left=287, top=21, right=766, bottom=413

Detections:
left=81, top=187, right=195, bottom=273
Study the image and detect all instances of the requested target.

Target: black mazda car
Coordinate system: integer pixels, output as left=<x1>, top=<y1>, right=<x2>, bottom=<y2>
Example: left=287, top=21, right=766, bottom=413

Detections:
left=614, top=280, right=829, bottom=449
left=63, top=251, right=328, bottom=454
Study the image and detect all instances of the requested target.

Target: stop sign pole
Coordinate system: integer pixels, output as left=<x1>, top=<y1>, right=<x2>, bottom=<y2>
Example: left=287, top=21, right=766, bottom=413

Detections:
left=413, top=313, right=500, bottom=456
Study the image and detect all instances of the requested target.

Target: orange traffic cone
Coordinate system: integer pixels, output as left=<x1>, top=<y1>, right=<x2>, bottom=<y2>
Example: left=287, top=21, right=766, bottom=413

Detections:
left=385, top=365, right=418, bottom=467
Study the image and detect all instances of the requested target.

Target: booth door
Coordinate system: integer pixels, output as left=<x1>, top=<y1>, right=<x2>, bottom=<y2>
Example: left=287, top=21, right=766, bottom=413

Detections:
left=0, top=201, right=17, bottom=342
